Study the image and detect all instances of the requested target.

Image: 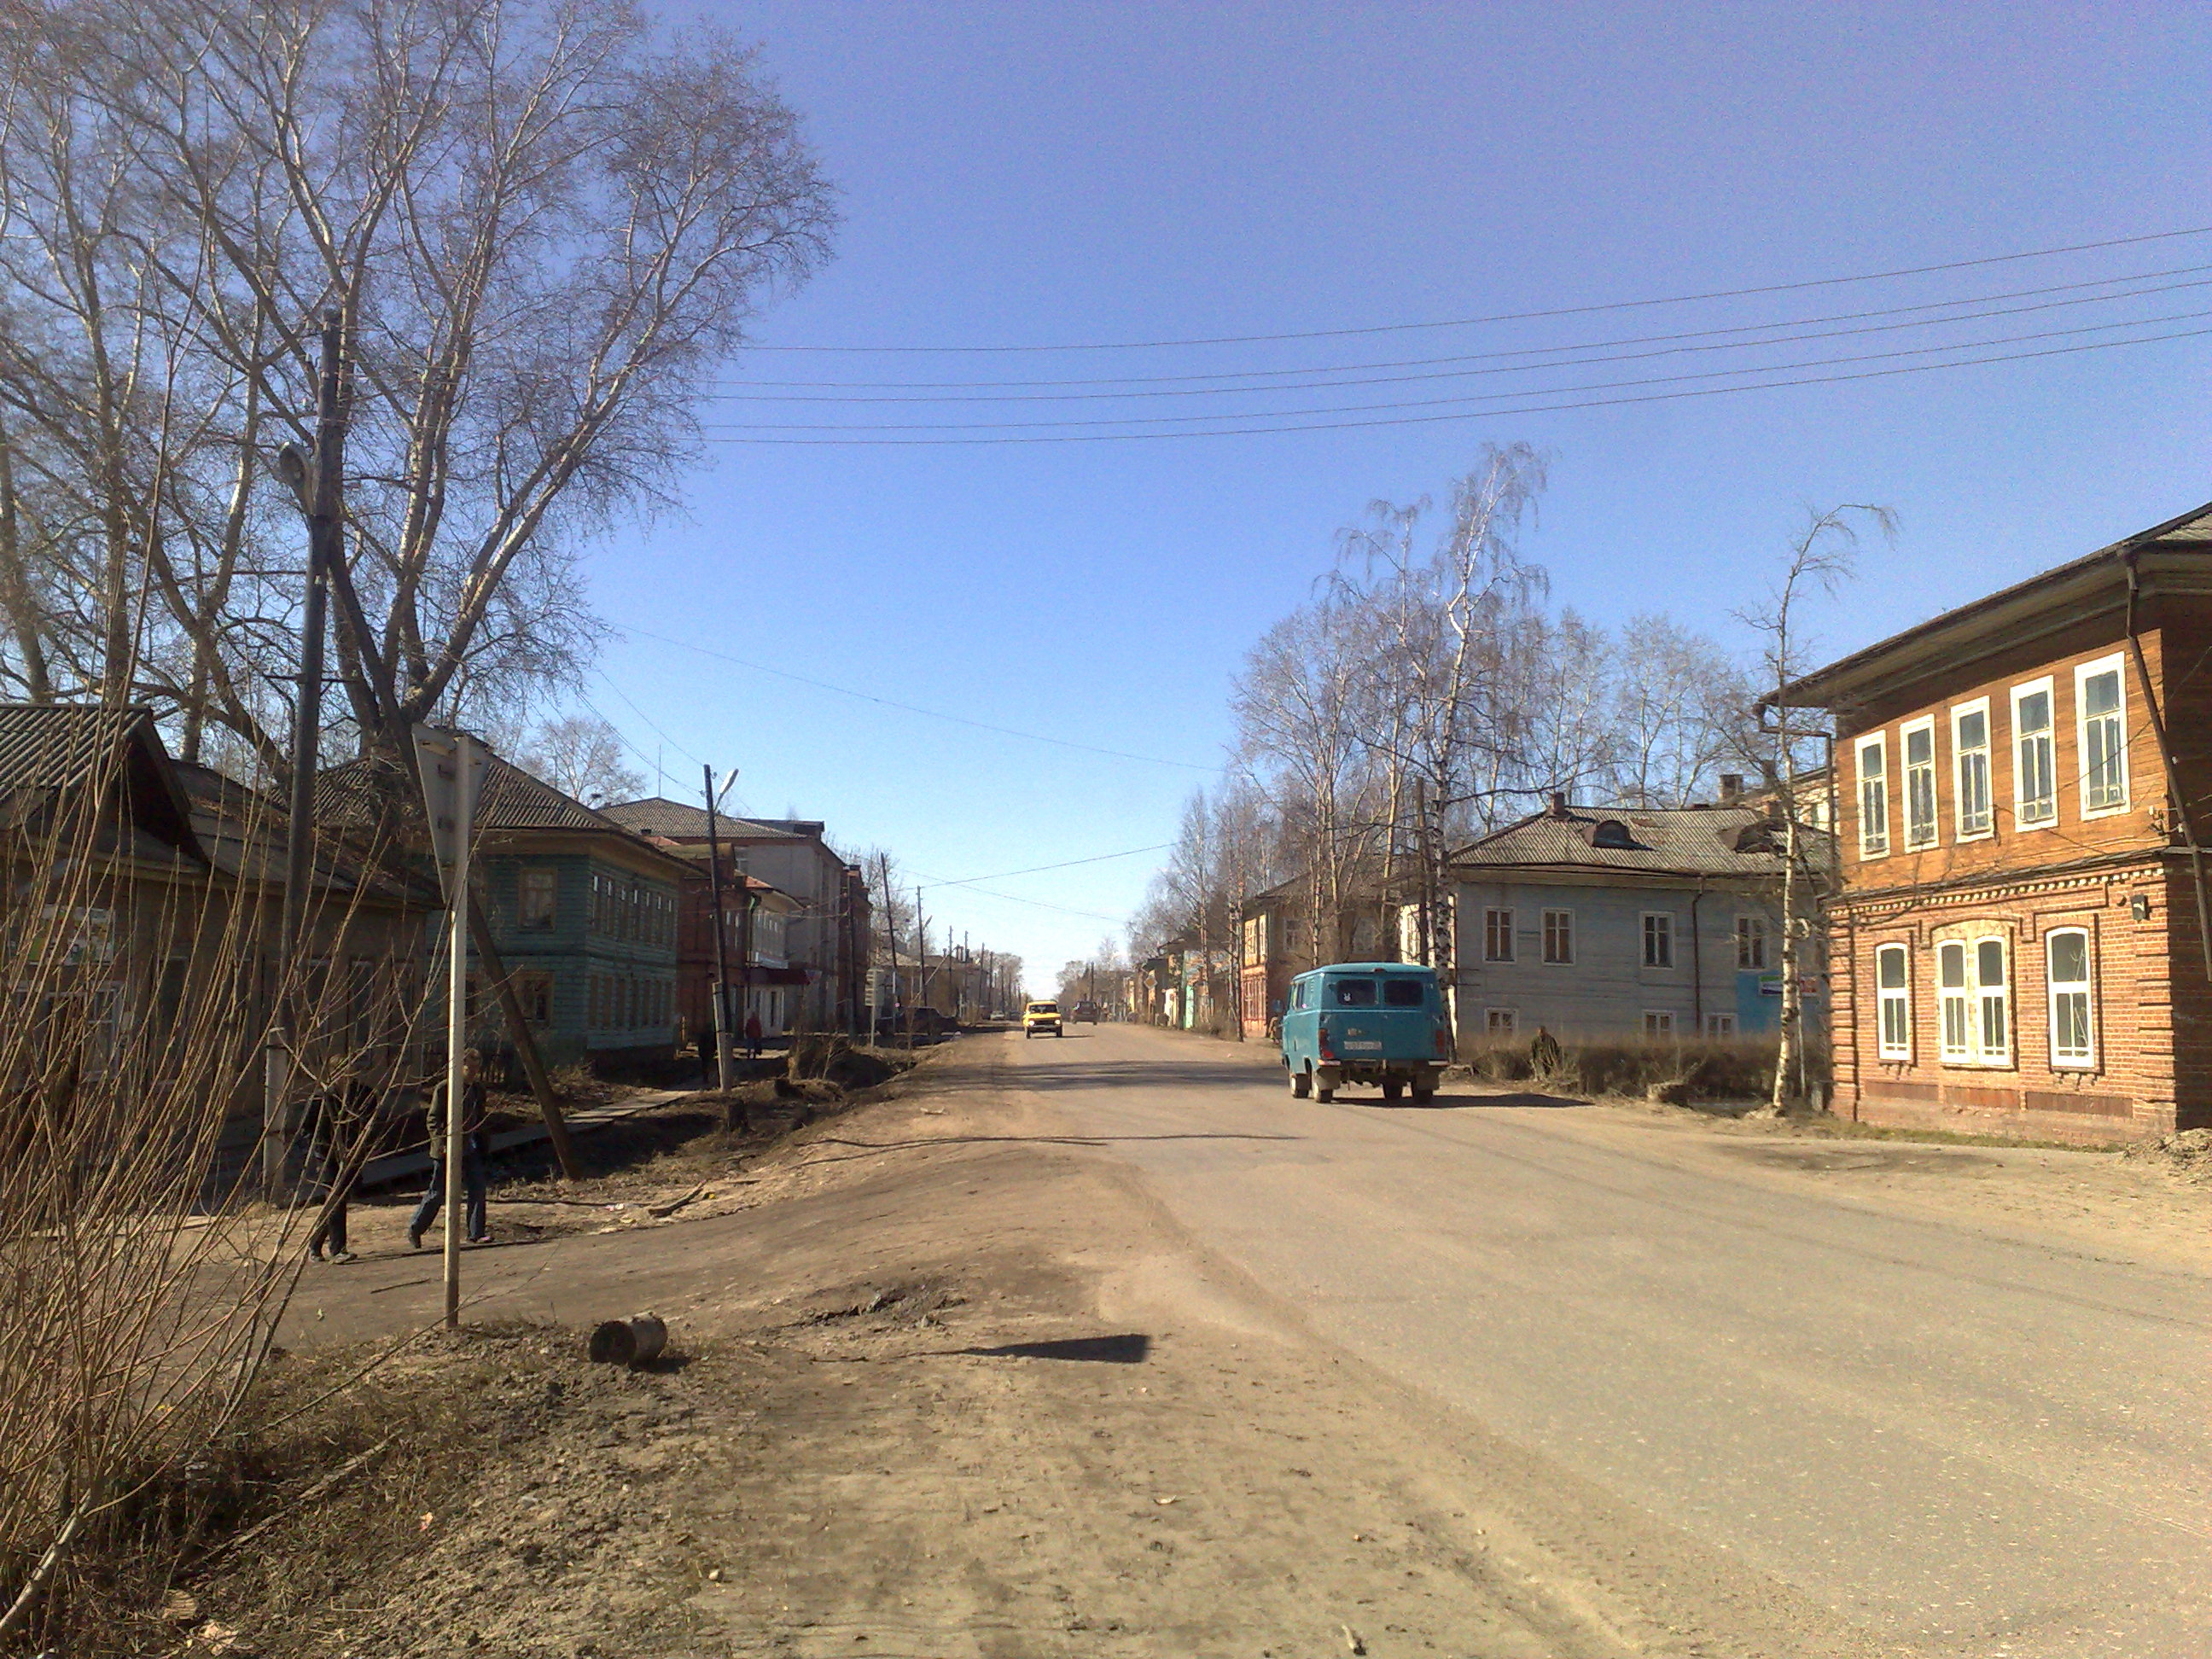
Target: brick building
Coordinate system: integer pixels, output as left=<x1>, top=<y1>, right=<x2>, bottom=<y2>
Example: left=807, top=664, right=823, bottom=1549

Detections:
left=1784, top=500, right=2212, bottom=1144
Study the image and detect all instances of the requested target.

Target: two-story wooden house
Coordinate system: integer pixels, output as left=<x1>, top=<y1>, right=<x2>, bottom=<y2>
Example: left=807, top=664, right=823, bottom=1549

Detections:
left=1784, top=500, right=2212, bottom=1144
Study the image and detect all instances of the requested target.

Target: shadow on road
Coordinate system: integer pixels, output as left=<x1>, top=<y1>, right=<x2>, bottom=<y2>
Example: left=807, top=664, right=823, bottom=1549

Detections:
left=952, top=1333, right=1151, bottom=1364
left=1349, top=1090, right=1586, bottom=1111
left=793, top=1131, right=1300, bottom=1169
left=1013, top=1058, right=1278, bottom=1093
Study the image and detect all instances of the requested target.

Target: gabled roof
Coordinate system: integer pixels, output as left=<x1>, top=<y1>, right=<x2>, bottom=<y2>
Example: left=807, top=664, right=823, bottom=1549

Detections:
left=0, top=702, right=204, bottom=862
left=1448, top=804, right=1801, bottom=879
left=1779, top=497, right=2212, bottom=710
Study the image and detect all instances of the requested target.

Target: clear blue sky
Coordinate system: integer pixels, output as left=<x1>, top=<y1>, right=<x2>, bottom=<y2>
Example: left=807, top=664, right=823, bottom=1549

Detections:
left=582, top=1, right=2212, bottom=987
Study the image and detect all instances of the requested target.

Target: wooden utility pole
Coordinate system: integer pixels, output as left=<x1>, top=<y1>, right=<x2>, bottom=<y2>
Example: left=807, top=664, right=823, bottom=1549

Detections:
left=702, top=765, right=736, bottom=1095
left=262, top=312, right=342, bottom=1198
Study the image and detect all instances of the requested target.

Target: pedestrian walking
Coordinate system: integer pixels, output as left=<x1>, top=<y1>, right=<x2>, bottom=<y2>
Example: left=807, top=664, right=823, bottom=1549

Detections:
left=743, top=1009, right=764, bottom=1060
left=408, top=1050, right=491, bottom=1249
left=306, top=1076, right=373, bottom=1262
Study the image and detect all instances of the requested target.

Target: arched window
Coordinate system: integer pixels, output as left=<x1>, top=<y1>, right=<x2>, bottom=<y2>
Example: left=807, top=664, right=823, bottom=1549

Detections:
left=1591, top=819, right=1635, bottom=848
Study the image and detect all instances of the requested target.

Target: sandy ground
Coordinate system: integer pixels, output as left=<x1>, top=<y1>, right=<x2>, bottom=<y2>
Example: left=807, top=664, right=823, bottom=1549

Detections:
left=247, top=1033, right=2210, bottom=1659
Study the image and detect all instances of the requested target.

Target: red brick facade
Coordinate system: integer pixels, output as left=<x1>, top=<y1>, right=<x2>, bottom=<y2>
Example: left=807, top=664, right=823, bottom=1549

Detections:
left=1803, top=517, right=2212, bottom=1144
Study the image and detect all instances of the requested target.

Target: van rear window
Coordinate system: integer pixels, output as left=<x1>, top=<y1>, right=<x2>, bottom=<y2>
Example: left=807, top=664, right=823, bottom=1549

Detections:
left=1330, top=981, right=1377, bottom=1006
left=1383, top=980, right=1427, bottom=1007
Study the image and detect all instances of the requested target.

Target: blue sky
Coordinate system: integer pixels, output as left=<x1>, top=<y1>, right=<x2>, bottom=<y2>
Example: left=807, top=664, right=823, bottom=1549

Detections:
left=581, top=1, right=2212, bottom=986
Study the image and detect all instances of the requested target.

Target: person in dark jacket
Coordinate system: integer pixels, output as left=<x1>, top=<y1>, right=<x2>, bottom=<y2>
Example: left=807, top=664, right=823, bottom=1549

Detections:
left=306, top=1076, right=374, bottom=1263
left=407, top=1051, right=490, bottom=1249
left=743, top=1009, right=764, bottom=1060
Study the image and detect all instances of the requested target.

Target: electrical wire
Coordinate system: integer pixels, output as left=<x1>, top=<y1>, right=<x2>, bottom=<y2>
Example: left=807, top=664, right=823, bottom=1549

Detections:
left=709, top=264, right=2212, bottom=398
left=738, top=224, right=2212, bottom=353
left=930, top=843, right=1173, bottom=887
left=907, top=870, right=1129, bottom=923
left=614, top=624, right=1218, bottom=772
left=705, top=305, right=2212, bottom=433
left=703, top=317, right=2212, bottom=445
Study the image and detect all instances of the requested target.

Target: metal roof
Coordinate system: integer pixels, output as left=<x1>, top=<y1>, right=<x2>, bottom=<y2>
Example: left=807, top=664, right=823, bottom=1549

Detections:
left=597, top=796, right=804, bottom=839
left=1448, top=804, right=1802, bottom=879
left=0, top=702, right=204, bottom=861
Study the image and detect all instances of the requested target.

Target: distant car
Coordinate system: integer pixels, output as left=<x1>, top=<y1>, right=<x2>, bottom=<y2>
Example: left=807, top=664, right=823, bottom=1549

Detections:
left=1022, top=999, right=1063, bottom=1038
left=1280, top=963, right=1449, bottom=1103
left=1071, top=1000, right=1102, bottom=1023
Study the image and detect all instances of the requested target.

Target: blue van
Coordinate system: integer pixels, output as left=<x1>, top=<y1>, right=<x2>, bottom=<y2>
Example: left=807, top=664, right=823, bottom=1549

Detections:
left=1280, top=963, right=1451, bottom=1103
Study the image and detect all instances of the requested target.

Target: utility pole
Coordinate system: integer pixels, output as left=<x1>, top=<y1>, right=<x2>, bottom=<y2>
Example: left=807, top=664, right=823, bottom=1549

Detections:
left=263, top=311, right=344, bottom=1199
left=910, top=886, right=926, bottom=1045
left=701, top=765, right=735, bottom=1096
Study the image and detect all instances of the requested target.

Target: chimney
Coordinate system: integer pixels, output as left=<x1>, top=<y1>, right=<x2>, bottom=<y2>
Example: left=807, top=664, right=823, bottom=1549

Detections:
left=1548, top=791, right=1569, bottom=818
left=1719, top=773, right=1744, bottom=804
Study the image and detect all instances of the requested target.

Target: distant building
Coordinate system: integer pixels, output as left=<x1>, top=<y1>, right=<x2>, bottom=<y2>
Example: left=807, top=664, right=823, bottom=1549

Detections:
left=602, top=800, right=869, bottom=1034
left=1438, top=795, right=1818, bottom=1050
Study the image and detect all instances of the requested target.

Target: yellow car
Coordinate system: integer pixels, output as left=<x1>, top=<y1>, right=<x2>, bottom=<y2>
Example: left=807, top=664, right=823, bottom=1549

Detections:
left=1022, top=999, right=1063, bottom=1038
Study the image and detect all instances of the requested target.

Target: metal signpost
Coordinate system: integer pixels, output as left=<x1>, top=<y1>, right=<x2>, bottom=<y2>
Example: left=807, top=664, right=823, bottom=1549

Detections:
left=414, top=727, right=485, bottom=1330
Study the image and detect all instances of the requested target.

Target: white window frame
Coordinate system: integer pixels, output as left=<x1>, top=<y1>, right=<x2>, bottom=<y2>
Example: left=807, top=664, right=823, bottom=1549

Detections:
left=1484, top=1007, right=1519, bottom=1037
left=1901, top=716, right=1939, bottom=849
left=1643, top=1010, right=1676, bottom=1039
left=1875, top=942, right=1911, bottom=1061
left=1642, top=911, right=1675, bottom=970
left=2046, top=927, right=2096, bottom=1070
left=1855, top=734, right=1889, bottom=859
left=1936, top=934, right=2011, bottom=1067
left=1951, top=697, right=1994, bottom=841
left=1735, top=914, right=1767, bottom=970
left=1541, top=908, right=1574, bottom=965
left=1483, top=906, right=1515, bottom=963
left=1704, top=1012, right=1737, bottom=1037
left=2011, top=677, right=2057, bottom=830
left=2076, top=654, right=2128, bottom=818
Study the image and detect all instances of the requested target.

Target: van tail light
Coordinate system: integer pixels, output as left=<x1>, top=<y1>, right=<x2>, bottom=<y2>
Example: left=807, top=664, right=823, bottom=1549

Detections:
left=1435, top=1025, right=1453, bottom=1059
left=1318, top=1023, right=1336, bottom=1061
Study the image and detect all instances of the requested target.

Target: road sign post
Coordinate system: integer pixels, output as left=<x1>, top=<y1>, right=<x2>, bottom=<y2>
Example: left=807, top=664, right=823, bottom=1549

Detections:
left=414, top=727, right=485, bottom=1330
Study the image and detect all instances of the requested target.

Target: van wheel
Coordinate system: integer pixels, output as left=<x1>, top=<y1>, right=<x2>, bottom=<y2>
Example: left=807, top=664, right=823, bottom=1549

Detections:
left=1316, top=1083, right=1336, bottom=1103
left=1382, top=1079, right=1404, bottom=1102
left=1290, top=1067, right=1311, bottom=1098
left=1412, top=1083, right=1436, bottom=1104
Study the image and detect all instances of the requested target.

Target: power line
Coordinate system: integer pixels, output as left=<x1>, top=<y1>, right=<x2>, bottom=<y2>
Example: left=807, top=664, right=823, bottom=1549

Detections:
left=709, top=262, right=2212, bottom=396
left=614, top=624, right=1217, bottom=772
left=705, top=305, right=2212, bottom=433
left=702, top=317, right=2212, bottom=445
left=931, top=843, right=1173, bottom=887
left=909, top=870, right=1128, bottom=923
left=737, top=224, right=2212, bottom=354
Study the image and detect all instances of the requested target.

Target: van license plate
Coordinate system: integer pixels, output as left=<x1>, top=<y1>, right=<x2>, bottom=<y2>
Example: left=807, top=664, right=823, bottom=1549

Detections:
left=1343, top=1040, right=1383, bottom=1052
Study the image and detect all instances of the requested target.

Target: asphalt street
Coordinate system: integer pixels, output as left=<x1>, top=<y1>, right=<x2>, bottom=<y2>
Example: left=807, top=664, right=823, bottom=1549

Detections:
left=1010, top=1022, right=2211, bottom=1659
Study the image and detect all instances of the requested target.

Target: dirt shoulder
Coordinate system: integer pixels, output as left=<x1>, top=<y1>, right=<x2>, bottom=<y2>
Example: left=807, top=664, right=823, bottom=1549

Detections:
left=220, top=1034, right=1913, bottom=1659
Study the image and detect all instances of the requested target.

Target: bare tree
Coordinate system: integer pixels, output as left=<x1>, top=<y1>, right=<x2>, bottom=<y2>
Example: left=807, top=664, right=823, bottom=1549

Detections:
left=1739, top=504, right=1895, bottom=1115
left=0, top=0, right=836, bottom=783
left=517, top=713, right=643, bottom=807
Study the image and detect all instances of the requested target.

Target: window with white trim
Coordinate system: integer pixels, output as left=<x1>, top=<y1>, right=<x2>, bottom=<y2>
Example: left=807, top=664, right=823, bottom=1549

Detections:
left=1856, top=736, right=1889, bottom=857
left=1876, top=943, right=1910, bottom=1060
left=1541, top=909, right=1574, bottom=964
left=1903, top=719, right=1938, bottom=848
left=1485, top=1007, right=1518, bottom=1036
left=1937, top=935, right=2011, bottom=1065
left=1735, top=915, right=1767, bottom=970
left=1704, top=1012, right=1737, bottom=1037
left=2078, top=656, right=2128, bottom=815
left=2012, top=678, right=2056, bottom=826
left=1953, top=699, right=1992, bottom=838
left=1643, top=1010, right=1675, bottom=1038
left=1484, top=907, right=1515, bottom=962
left=2046, top=928, right=2095, bottom=1069
left=1642, top=911, right=1674, bottom=969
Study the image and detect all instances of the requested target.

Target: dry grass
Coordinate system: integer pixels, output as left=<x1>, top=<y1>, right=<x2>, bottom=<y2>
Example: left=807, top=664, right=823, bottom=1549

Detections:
left=1460, top=1033, right=1786, bottom=1102
left=0, top=755, right=442, bottom=1646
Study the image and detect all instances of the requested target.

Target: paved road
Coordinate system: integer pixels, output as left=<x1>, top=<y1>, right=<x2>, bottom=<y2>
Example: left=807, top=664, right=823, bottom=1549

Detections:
left=1013, top=1023, right=2211, bottom=1659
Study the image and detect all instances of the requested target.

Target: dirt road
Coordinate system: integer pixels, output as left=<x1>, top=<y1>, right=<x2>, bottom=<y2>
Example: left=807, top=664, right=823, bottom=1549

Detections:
left=272, top=1027, right=2210, bottom=1659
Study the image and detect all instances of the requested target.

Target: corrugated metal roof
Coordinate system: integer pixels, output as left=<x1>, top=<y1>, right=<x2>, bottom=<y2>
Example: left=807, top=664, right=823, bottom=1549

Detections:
left=321, top=750, right=631, bottom=834
left=1449, top=805, right=1802, bottom=877
left=0, top=702, right=146, bottom=788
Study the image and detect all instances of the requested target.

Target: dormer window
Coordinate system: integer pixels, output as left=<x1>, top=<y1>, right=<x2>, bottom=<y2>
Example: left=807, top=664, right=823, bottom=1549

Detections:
left=1590, top=819, right=1636, bottom=848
